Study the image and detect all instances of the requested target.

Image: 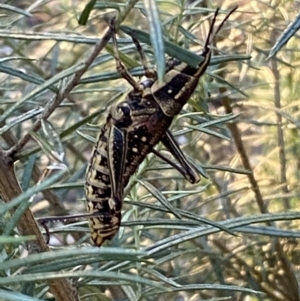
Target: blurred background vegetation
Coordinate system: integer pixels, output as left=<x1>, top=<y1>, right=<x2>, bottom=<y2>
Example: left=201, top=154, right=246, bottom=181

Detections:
left=0, top=0, right=300, bottom=300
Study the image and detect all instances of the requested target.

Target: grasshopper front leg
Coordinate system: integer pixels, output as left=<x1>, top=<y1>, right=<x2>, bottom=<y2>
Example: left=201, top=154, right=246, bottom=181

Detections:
left=152, top=130, right=201, bottom=184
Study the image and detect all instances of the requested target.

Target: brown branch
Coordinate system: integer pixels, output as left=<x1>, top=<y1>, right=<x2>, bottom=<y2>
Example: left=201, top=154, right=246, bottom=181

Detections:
left=270, top=29, right=289, bottom=210
left=0, top=150, right=79, bottom=301
left=6, top=29, right=112, bottom=158
left=0, top=21, right=113, bottom=301
left=220, top=87, right=269, bottom=217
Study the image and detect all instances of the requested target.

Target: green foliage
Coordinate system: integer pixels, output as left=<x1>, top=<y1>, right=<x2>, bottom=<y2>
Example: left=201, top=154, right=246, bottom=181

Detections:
left=0, top=1, right=300, bottom=301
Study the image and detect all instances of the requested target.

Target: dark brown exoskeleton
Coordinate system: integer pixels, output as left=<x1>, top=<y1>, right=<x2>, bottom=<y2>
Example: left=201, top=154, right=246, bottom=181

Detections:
left=85, top=7, right=237, bottom=246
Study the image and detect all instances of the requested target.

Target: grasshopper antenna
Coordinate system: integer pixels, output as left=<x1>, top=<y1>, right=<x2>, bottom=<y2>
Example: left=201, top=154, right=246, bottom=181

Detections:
left=203, top=6, right=238, bottom=55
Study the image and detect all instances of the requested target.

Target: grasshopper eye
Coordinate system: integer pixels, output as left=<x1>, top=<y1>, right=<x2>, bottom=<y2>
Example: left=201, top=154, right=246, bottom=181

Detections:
left=121, top=105, right=131, bottom=116
left=117, top=103, right=131, bottom=117
left=113, top=103, right=132, bottom=125
left=141, top=78, right=154, bottom=88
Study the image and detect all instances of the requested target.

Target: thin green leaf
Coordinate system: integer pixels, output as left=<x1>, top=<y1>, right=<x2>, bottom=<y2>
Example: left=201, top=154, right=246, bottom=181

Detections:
left=21, top=154, right=38, bottom=191
left=78, top=0, right=97, bottom=25
left=0, top=56, right=35, bottom=63
left=79, top=66, right=145, bottom=83
left=0, top=107, right=44, bottom=135
left=143, top=0, right=165, bottom=81
left=0, top=271, right=164, bottom=289
left=0, top=4, right=32, bottom=17
left=0, top=64, right=59, bottom=94
left=120, top=25, right=203, bottom=68
left=41, top=120, right=65, bottom=162
left=268, top=11, right=300, bottom=59
left=186, top=124, right=230, bottom=140
left=0, top=236, right=36, bottom=244
left=203, top=164, right=251, bottom=175
left=209, top=73, right=248, bottom=97
left=0, top=63, right=85, bottom=122
left=0, top=289, right=43, bottom=301
left=29, top=131, right=63, bottom=163
left=121, top=285, right=138, bottom=301
left=142, top=267, right=180, bottom=287
left=236, top=226, right=300, bottom=238
left=0, top=169, right=68, bottom=215
left=210, top=54, right=251, bottom=66
left=126, top=199, right=236, bottom=236
left=0, top=247, right=146, bottom=271
left=0, top=29, right=114, bottom=44
left=146, top=283, right=262, bottom=295
left=138, top=180, right=182, bottom=219
left=146, top=212, right=300, bottom=255
left=105, top=43, right=139, bottom=69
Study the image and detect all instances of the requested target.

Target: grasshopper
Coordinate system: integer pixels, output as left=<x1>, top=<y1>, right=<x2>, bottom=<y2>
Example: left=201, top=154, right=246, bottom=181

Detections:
left=85, top=7, right=237, bottom=246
